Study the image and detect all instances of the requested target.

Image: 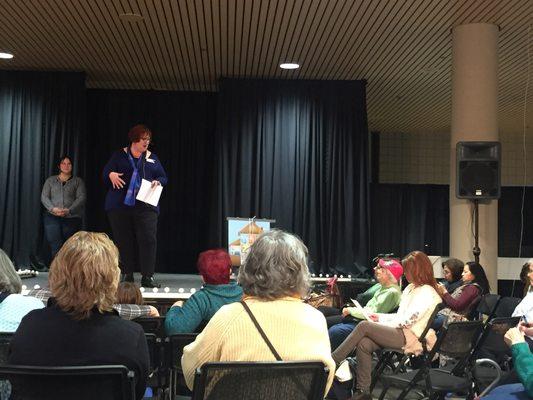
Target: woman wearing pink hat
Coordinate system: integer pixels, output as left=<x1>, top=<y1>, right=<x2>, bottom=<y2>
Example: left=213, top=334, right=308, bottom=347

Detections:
left=331, top=251, right=441, bottom=400
left=328, top=258, right=402, bottom=350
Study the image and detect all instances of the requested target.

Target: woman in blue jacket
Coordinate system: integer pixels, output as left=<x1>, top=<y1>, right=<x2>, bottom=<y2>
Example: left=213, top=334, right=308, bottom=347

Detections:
left=103, top=124, right=167, bottom=288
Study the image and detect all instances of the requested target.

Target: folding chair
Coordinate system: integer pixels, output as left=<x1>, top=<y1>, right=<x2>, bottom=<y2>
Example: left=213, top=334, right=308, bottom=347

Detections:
left=191, top=361, right=329, bottom=400
left=166, top=333, right=199, bottom=399
left=378, top=320, right=484, bottom=400
left=0, top=364, right=136, bottom=400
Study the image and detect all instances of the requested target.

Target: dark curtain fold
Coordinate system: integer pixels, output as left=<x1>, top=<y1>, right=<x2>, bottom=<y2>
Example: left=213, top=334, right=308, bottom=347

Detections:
left=0, top=71, right=86, bottom=265
left=498, top=186, right=533, bottom=257
left=370, top=184, right=450, bottom=260
left=85, top=90, right=217, bottom=274
left=213, top=79, right=369, bottom=273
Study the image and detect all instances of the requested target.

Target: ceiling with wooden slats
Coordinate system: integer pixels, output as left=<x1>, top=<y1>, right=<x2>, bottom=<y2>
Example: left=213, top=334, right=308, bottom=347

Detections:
left=0, top=0, right=532, bottom=135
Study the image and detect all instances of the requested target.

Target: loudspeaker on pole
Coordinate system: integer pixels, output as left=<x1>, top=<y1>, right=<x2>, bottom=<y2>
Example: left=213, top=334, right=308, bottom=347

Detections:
left=456, top=141, right=501, bottom=200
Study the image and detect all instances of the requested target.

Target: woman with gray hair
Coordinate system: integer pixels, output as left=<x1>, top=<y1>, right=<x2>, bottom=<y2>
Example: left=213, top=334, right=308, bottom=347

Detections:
left=0, top=249, right=44, bottom=332
left=182, top=229, right=335, bottom=395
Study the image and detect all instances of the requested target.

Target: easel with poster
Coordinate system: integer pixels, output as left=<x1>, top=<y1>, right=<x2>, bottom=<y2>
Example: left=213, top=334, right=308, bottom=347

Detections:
left=226, top=217, right=276, bottom=266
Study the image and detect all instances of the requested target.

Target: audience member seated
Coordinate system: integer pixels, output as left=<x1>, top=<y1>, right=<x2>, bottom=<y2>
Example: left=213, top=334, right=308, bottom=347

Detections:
left=0, top=249, right=44, bottom=332
left=25, top=285, right=157, bottom=320
left=9, top=231, right=149, bottom=400
left=328, top=259, right=402, bottom=350
left=165, top=249, right=243, bottom=335
left=441, top=257, right=464, bottom=294
left=482, top=326, right=533, bottom=399
left=512, top=259, right=533, bottom=351
left=433, top=261, right=490, bottom=330
left=116, top=281, right=159, bottom=317
left=181, top=229, right=335, bottom=394
left=331, top=250, right=442, bottom=400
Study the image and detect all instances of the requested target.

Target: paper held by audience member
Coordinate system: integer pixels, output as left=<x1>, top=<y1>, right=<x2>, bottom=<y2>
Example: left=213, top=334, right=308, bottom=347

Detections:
left=350, top=298, right=372, bottom=321
left=136, top=179, right=163, bottom=207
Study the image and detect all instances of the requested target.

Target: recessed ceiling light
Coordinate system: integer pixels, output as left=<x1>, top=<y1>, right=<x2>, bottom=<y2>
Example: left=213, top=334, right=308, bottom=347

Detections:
left=280, top=63, right=299, bottom=70
left=119, top=12, right=144, bottom=22
left=0, top=52, right=14, bottom=59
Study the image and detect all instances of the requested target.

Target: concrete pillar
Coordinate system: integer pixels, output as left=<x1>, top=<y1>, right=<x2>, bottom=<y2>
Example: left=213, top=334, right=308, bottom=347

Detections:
left=450, top=23, right=499, bottom=292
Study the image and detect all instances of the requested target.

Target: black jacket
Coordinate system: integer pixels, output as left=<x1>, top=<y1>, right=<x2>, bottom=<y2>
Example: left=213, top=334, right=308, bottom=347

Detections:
left=9, top=301, right=149, bottom=399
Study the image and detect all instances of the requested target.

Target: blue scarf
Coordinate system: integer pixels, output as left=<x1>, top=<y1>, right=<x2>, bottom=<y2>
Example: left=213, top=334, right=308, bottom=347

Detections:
left=124, top=149, right=143, bottom=206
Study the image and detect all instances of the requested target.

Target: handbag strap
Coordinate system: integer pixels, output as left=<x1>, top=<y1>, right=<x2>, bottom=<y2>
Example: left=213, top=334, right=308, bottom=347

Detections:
left=241, top=300, right=282, bottom=361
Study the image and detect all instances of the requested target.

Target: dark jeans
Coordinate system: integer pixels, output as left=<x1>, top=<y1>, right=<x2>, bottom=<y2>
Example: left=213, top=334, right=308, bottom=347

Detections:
left=107, top=205, right=158, bottom=277
left=43, top=213, right=81, bottom=256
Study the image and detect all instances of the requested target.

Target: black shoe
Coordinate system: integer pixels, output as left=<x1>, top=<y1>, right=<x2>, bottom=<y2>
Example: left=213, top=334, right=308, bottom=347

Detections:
left=351, top=390, right=372, bottom=400
left=141, top=276, right=161, bottom=288
left=123, top=273, right=134, bottom=283
left=30, top=255, right=49, bottom=272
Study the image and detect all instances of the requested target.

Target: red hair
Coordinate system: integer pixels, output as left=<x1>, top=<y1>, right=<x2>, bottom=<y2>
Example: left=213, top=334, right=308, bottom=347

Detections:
left=128, top=124, right=152, bottom=143
left=197, top=249, right=231, bottom=285
left=402, top=251, right=438, bottom=290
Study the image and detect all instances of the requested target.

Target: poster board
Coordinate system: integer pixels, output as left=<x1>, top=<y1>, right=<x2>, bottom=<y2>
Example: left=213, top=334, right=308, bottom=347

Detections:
left=227, top=217, right=275, bottom=266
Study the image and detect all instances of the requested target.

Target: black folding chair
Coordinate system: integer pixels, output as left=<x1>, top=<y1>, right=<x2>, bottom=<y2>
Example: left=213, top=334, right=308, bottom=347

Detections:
left=191, top=361, right=329, bottom=400
left=0, top=364, right=136, bottom=400
left=493, top=297, right=522, bottom=318
left=133, top=316, right=166, bottom=336
left=0, top=332, right=14, bottom=365
left=370, top=303, right=443, bottom=392
left=475, top=294, right=501, bottom=322
left=378, top=320, right=484, bottom=400
left=166, top=333, right=199, bottom=398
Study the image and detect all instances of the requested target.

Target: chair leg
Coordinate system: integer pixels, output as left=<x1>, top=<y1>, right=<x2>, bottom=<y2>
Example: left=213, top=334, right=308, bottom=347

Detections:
left=378, top=383, right=389, bottom=400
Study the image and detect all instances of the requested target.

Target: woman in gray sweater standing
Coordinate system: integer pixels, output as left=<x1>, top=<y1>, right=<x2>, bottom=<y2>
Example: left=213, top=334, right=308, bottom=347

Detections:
left=41, top=155, right=86, bottom=257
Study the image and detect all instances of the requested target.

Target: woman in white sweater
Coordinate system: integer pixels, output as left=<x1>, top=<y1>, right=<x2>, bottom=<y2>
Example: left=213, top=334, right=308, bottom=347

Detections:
left=331, top=250, right=442, bottom=400
left=181, top=229, right=335, bottom=395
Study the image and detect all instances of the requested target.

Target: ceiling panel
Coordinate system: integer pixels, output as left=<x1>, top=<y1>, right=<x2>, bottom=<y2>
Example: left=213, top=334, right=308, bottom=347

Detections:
left=0, top=0, right=531, bottom=135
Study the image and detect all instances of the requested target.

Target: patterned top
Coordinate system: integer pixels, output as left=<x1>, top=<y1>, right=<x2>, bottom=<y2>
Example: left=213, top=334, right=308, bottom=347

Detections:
left=25, top=289, right=152, bottom=320
left=0, top=293, right=44, bottom=332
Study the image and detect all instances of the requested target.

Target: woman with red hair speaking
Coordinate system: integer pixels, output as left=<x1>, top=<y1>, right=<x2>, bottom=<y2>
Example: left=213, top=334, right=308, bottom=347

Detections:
left=164, top=249, right=243, bottom=334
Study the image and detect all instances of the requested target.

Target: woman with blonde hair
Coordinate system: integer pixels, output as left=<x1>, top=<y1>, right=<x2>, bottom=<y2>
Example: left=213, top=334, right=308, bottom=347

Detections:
left=331, top=250, right=442, bottom=400
left=9, top=231, right=149, bottom=400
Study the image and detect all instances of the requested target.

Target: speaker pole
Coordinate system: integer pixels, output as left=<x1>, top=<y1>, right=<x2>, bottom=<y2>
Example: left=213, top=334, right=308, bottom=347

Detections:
left=472, top=199, right=481, bottom=263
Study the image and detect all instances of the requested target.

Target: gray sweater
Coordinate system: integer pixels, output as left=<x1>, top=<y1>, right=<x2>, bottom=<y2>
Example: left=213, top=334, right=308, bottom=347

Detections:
left=41, top=175, right=86, bottom=218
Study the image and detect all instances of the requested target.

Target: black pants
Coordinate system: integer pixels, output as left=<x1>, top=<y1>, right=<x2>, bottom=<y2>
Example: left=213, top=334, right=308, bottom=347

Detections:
left=107, top=206, right=158, bottom=277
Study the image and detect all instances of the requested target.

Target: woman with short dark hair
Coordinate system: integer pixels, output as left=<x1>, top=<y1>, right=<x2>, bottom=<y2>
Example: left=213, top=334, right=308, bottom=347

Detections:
left=441, top=257, right=464, bottom=294
left=181, top=230, right=335, bottom=394
left=103, top=124, right=167, bottom=288
left=41, top=155, right=85, bottom=257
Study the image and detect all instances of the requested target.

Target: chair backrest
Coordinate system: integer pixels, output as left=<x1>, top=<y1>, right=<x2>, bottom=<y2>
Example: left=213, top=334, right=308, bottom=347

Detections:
left=0, top=364, right=135, bottom=400
left=133, top=316, right=165, bottom=336
left=493, top=297, right=522, bottom=318
left=144, top=333, right=160, bottom=372
left=431, top=320, right=483, bottom=360
left=166, top=333, right=199, bottom=370
left=0, top=332, right=14, bottom=365
left=191, top=361, right=329, bottom=400
left=475, top=294, right=501, bottom=321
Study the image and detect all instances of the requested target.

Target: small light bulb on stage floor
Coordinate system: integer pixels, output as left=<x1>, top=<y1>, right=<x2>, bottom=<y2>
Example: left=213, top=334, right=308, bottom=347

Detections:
left=311, top=273, right=315, bottom=277
left=178, top=288, right=184, bottom=293
left=348, top=275, right=352, bottom=279
left=140, top=287, right=145, bottom=292
left=34, top=284, right=40, bottom=289
left=22, top=285, right=27, bottom=290
left=319, top=274, right=323, bottom=277
left=35, top=271, right=39, bottom=275
left=152, top=287, right=158, bottom=293
left=340, top=275, right=344, bottom=278
left=190, top=288, right=196, bottom=294
left=164, top=287, right=170, bottom=293
left=326, top=274, right=329, bottom=277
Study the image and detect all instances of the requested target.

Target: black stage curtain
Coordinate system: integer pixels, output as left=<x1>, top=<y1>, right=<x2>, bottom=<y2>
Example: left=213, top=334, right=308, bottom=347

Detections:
left=213, top=79, right=369, bottom=273
left=0, top=71, right=86, bottom=266
left=370, top=184, right=450, bottom=261
left=85, top=90, right=217, bottom=274
left=499, top=186, right=533, bottom=257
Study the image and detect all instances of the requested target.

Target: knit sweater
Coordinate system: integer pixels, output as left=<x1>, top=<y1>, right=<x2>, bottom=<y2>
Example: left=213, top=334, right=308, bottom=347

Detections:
left=164, top=282, right=243, bottom=335
left=181, top=297, right=335, bottom=394
left=377, top=283, right=441, bottom=337
left=346, top=283, right=401, bottom=319
left=511, top=342, right=533, bottom=396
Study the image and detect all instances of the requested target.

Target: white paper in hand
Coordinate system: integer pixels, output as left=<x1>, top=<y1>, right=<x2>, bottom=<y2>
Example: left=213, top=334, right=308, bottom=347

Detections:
left=350, top=298, right=372, bottom=321
left=136, top=179, right=163, bottom=207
